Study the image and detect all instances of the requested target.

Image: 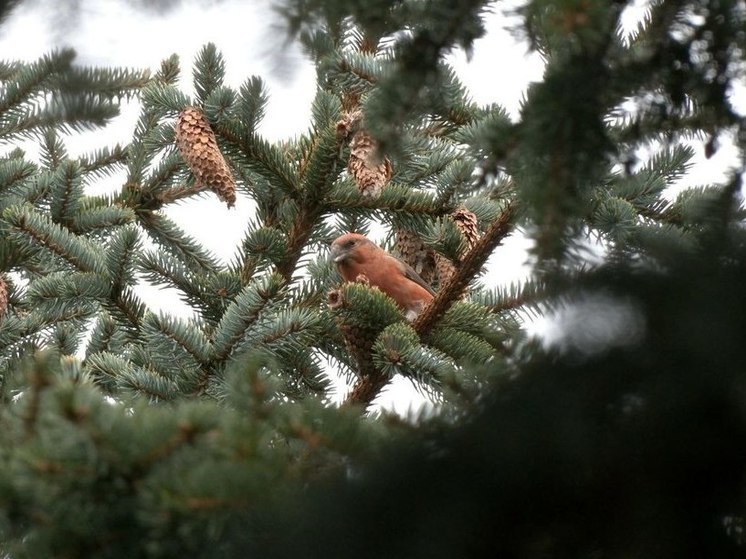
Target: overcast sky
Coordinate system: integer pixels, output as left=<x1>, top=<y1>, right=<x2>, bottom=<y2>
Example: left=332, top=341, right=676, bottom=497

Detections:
left=0, top=0, right=742, bottom=411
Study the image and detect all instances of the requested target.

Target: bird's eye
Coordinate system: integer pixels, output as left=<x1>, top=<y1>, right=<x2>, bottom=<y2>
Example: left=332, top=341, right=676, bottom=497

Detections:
left=344, top=239, right=355, bottom=248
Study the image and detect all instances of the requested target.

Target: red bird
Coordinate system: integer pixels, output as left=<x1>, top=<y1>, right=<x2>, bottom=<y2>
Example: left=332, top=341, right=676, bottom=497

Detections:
left=330, top=233, right=435, bottom=320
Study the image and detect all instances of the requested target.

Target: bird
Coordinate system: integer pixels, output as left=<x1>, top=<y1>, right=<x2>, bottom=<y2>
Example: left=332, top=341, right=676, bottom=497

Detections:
left=330, top=233, right=435, bottom=320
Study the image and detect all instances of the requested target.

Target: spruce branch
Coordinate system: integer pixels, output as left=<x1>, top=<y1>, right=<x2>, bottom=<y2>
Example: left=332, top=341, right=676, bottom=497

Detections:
left=413, top=202, right=516, bottom=336
left=137, top=420, right=202, bottom=469
left=276, top=136, right=345, bottom=282
left=106, top=287, right=146, bottom=334
left=49, top=160, right=83, bottom=225
left=3, top=204, right=101, bottom=273
left=473, top=280, right=548, bottom=317
left=0, top=50, right=75, bottom=115
left=78, top=144, right=128, bottom=177
left=327, top=181, right=447, bottom=216
left=344, top=371, right=389, bottom=407
left=215, top=122, right=299, bottom=196
left=22, top=352, right=55, bottom=438
left=155, top=182, right=206, bottom=205
left=0, top=155, right=37, bottom=193
left=212, top=274, right=284, bottom=362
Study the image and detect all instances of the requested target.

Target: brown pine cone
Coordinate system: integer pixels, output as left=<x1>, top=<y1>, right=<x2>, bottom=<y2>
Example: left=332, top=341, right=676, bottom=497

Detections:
left=452, top=206, right=480, bottom=255
left=394, top=228, right=436, bottom=285
left=347, top=129, right=392, bottom=198
left=175, top=106, right=236, bottom=207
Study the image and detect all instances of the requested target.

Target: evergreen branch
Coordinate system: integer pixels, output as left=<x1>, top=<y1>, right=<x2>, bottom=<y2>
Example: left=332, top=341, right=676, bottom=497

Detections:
left=327, top=181, right=447, bottom=216
left=85, top=350, right=133, bottom=384
left=273, top=98, right=346, bottom=283
left=300, top=90, right=342, bottom=202
left=204, top=86, right=236, bottom=123
left=372, top=321, right=457, bottom=387
left=0, top=50, right=74, bottom=115
left=26, top=271, right=110, bottom=303
left=144, top=313, right=212, bottom=366
left=156, top=182, right=205, bottom=205
left=71, top=205, right=136, bottom=234
left=144, top=152, right=185, bottom=192
left=216, top=123, right=299, bottom=196
left=39, top=128, right=67, bottom=169
left=344, top=371, right=389, bottom=407
left=0, top=156, right=36, bottom=193
left=193, top=43, right=225, bottom=105
left=116, top=366, right=181, bottom=402
left=137, top=211, right=220, bottom=272
left=0, top=59, right=23, bottom=80
left=212, top=274, right=283, bottom=361
left=330, top=283, right=404, bottom=407
left=235, top=308, right=324, bottom=383
left=78, top=144, right=128, bottom=177
left=49, top=160, right=83, bottom=224
left=105, top=287, right=146, bottom=335
left=6, top=168, right=52, bottom=207
left=137, top=250, right=215, bottom=318
left=85, top=312, right=124, bottom=357
left=0, top=315, right=31, bottom=353
left=127, top=110, right=165, bottom=185
left=427, top=327, right=495, bottom=364
left=139, top=83, right=191, bottom=118
left=366, top=0, right=490, bottom=149
left=413, top=201, right=516, bottom=336
left=0, top=97, right=119, bottom=140
left=105, top=225, right=141, bottom=291
left=54, top=64, right=150, bottom=101
left=334, top=50, right=386, bottom=88
left=3, top=204, right=102, bottom=273
left=472, top=280, right=548, bottom=316
left=236, top=75, right=268, bottom=133
left=275, top=210, right=320, bottom=283
left=23, top=298, right=98, bottom=330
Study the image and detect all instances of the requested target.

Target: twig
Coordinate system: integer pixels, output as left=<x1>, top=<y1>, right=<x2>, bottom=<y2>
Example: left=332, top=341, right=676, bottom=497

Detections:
left=413, top=202, right=517, bottom=336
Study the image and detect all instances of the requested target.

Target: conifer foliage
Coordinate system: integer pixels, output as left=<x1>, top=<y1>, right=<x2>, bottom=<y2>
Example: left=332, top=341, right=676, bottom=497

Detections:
left=0, top=0, right=745, bottom=556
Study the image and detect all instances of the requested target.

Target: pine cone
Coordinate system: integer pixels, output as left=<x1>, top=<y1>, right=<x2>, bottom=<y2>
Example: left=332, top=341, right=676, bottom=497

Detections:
left=394, top=228, right=436, bottom=285
left=434, top=253, right=456, bottom=287
left=452, top=206, right=480, bottom=254
left=0, top=274, right=7, bottom=321
left=175, top=107, right=236, bottom=207
left=336, top=107, right=362, bottom=140
left=327, top=287, right=378, bottom=377
left=348, top=129, right=392, bottom=198
left=435, top=207, right=480, bottom=291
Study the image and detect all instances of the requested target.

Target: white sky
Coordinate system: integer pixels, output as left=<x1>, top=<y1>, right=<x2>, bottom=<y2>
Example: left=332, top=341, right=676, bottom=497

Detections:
left=0, top=0, right=742, bottom=412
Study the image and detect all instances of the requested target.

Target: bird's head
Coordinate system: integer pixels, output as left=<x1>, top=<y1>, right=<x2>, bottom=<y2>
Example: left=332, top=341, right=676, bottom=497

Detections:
left=330, top=233, right=371, bottom=264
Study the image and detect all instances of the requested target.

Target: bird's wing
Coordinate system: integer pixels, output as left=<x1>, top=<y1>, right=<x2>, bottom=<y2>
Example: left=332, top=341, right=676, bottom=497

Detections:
left=391, top=255, right=436, bottom=296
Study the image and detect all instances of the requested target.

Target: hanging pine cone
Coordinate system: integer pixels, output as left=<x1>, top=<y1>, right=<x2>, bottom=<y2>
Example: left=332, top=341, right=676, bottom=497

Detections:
left=394, top=228, right=436, bottom=285
left=347, top=129, right=392, bottom=198
left=336, top=107, right=362, bottom=140
left=452, top=206, right=480, bottom=254
left=337, top=105, right=392, bottom=199
left=175, top=106, right=236, bottom=208
left=435, top=206, right=481, bottom=290
left=0, top=274, right=7, bottom=321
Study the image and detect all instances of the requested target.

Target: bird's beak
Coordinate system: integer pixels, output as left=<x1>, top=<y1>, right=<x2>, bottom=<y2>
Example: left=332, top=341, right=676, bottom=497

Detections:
left=330, top=245, right=346, bottom=263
